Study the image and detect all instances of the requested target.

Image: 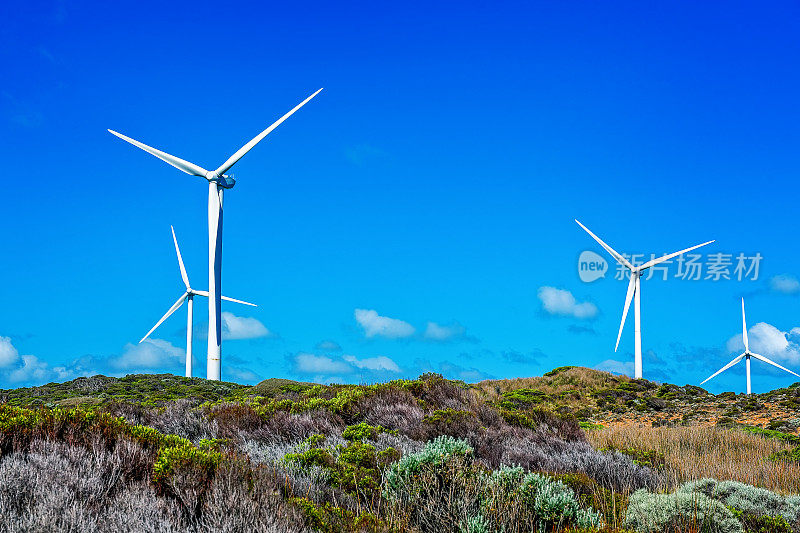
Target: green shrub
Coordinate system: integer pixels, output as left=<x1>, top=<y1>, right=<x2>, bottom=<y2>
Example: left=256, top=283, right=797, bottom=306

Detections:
left=624, top=489, right=744, bottom=533
left=730, top=508, right=792, bottom=533
left=770, top=445, right=800, bottom=463
left=679, top=478, right=800, bottom=525
left=460, top=513, right=490, bottom=533
left=600, top=446, right=665, bottom=470
left=738, top=425, right=800, bottom=444
left=385, top=438, right=601, bottom=533
left=482, top=466, right=603, bottom=531
left=342, top=421, right=389, bottom=442
left=544, top=366, right=576, bottom=377
left=384, top=435, right=473, bottom=498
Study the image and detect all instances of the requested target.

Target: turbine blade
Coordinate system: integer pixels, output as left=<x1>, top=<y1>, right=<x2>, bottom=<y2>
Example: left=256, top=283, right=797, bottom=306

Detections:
left=615, top=275, right=636, bottom=352
left=741, top=298, right=749, bottom=353
left=700, top=354, right=745, bottom=385
left=639, top=240, right=715, bottom=270
left=171, top=226, right=190, bottom=290
left=575, top=219, right=634, bottom=270
left=193, top=290, right=257, bottom=307
left=107, top=130, right=209, bottom=177
left=750, top=353, right=800, bottom=378
left=139, top=293, right=188, bottom=343
left=221, top=295, right=257, bottom=307
left=215, top=89, right=323, bottom=176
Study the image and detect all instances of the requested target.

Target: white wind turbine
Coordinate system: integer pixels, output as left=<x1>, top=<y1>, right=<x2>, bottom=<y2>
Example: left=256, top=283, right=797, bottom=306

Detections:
left=701, top=298, right=799, bottom=394
left=576, top=220, right=714, bottom=379
left=109, top=88, right=322, bottom=380
left=139, top=226, right=257, bottom=378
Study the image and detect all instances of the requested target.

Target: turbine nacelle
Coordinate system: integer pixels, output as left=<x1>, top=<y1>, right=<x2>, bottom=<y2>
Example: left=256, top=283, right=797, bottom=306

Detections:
left=206, top=171, right=235, bottom=188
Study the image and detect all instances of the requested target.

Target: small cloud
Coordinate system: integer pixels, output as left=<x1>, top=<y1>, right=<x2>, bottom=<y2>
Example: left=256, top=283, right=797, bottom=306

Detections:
left=501, top=350, right=543, bottom=365
left=423, top=321, right=467, bottom=342
left=293, top=353, right=353, bottom=375
left=568, top=324, right=598, bottom=335
left=354, top=309, right=415, bottom=339
left=109, top=339, right=185, bottom=371
left=439, top=361, right=494, bottom=382
left=537, top=287, right=598, bottom=320
left=222, top=312, right=272, bottom=340
left=595, top=359, right=634, bottom=376
left=316, top=340, right=342, bottom=352
left=770, top=274, right=800, bottom=294
left=343, top=354, right=401, bottom=372
left=344, top=144, right=388, bottom=166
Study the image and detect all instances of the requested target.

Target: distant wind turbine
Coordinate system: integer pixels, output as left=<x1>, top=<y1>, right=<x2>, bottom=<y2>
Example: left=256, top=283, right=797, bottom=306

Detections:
left=109, top=88, right=322, bottom=380
left=701, top=298, right=799, bottom=394
left=576, top=220, right=714, bottom=379
left=139, top=226, right=256, bottom=378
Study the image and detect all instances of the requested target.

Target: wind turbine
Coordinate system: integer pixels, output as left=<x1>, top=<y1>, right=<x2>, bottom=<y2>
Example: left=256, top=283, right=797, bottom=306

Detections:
left=575, top=220, right=714, bottom=379
left=701, top=298, right=799, bottom=394
left=109, top=88, right=322, bottom=380
left=139, top=226, right=257, bottom=378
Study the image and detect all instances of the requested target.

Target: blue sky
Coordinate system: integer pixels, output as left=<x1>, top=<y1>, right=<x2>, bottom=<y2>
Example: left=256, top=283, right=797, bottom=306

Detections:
left=2, top=1, right=800, bottom=393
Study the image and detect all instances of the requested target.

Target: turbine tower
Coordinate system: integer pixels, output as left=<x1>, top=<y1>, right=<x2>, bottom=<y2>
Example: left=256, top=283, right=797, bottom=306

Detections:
left=109, top=89, right=322, bottom=380
left=701, top=298, right=800, bottom=394
left=576, top=220, right=714, bottom=379
left=139, top=226, right=257, bottom=378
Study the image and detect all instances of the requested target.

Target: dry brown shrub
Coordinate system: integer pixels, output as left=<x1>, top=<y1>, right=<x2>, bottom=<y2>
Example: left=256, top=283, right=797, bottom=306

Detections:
left=587, top=424, right=800, bottom=493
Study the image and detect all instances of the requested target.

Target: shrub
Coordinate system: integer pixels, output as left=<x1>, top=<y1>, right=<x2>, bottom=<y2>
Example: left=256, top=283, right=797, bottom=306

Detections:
left=500, top=437, right=660, bottom=492
left=385, top=435, right=474, bottom=498
left=342, top=421, right=388, bottom=442
left=678, top=478, right=800, bottom=525
left=624, top=489, right=744, bottom=533
left=385, top=437, right=602, bottom=533
left=481, top=466, right=603, bottom=531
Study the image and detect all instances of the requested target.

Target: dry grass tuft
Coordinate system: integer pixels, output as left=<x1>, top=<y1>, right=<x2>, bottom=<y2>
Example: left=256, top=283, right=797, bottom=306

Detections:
left=587, top=424, right=800, bottom=494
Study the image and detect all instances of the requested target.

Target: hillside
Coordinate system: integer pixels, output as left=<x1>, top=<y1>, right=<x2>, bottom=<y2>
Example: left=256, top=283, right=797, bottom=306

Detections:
left=4, top=366, right=799, bottom=434
left=1, top=368, right=799, bottom=532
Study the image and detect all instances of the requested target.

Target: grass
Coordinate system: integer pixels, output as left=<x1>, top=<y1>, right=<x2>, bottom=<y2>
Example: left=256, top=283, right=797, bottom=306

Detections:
left=587, top=424, right=800, bottom=494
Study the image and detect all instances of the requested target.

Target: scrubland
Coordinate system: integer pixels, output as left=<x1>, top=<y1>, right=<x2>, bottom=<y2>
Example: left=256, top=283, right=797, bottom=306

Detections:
left=0, top=366, right=798, bottom=532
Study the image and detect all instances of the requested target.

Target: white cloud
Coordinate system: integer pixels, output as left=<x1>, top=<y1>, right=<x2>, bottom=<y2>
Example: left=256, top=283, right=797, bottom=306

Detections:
left=316, top=340, right=342, bottom=352
left=0, top=337, right=20, bottom=368
left=221, top=312, right=272, bottom=340
left=294, top=353, right=353, bottom=374
left=537, top=287, right=598, bottom=320
left=0, top=337, right=86, bottom=386
left=354, top=309, right=415, bottom=339
left=293, top=352, right=402, bottom=380
left=770, top=274, right=800, bottom=294
left=7, top=355, right=52, bottom=384
left=726, top=322, right=800, bottom=366
left=109, top=339, right=185, bottom=371
left=595, top=359, right=634, bottom=377
left=343, top=354, right=401, bottom=372
left=423, top=321, right=466, bottom=341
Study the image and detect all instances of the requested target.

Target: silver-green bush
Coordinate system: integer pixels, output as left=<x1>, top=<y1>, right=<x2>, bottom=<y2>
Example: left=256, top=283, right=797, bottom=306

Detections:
left=678, top=478, right=800, bottom=525
left=624, top=488, right=744, bottom=533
